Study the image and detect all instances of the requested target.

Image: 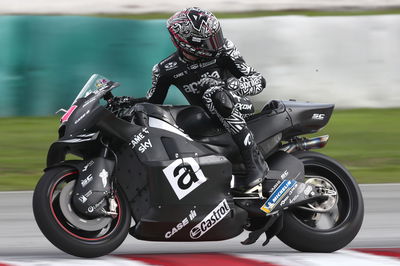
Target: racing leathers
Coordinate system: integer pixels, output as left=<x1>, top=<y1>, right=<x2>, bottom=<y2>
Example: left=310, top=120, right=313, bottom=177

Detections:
left=146, top=39, right=269, bottom=191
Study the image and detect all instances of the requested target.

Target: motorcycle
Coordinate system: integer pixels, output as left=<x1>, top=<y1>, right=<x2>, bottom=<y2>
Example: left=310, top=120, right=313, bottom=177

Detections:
left=32, top=74, right=364, bottom=258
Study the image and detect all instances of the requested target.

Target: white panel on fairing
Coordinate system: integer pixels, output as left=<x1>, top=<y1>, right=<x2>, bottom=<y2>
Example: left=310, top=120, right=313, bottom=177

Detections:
left=148, top=117, right=193, bottom=141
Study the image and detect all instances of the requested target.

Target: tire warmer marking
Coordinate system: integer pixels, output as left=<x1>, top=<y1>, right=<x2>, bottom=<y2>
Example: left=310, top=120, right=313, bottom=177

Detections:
left=49, top=171, right=122, bottom=241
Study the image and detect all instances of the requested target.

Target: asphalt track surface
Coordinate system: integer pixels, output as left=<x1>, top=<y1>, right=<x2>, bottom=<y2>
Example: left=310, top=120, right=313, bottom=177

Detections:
left=0, top=183, right=399, bottom=258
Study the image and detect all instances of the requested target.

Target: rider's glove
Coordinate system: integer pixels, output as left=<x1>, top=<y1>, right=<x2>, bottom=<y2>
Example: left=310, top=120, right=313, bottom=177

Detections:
left=198, top=77, right=225, bottom=90
left=111, top=96, right=148, bottom=109
left=113, top=96, right=135, bottom=106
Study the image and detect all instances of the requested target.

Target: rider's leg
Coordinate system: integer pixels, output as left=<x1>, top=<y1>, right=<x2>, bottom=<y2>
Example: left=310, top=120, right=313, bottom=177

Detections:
left=202, top=87, right=268, bottom=191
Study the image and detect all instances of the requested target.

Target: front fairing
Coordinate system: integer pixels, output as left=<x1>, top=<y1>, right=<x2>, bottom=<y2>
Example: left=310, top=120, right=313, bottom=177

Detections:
left=59, top=98, right=101, bottom=139
left=58, top=74, right=119, bottom=138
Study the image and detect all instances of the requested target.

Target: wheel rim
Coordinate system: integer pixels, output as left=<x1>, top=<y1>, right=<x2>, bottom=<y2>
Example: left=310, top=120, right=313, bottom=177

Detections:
left=59, top=180, right=112, bottom=231
left=49, top=171, right=122, bottom=241
left=291, top=163, right=351, bottom=231
left=302, top=175, right=338, bottom=213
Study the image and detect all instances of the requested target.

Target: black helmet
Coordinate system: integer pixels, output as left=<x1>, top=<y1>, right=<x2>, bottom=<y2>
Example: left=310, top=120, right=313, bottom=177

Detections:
left=167, top=7, right=224, bottom=58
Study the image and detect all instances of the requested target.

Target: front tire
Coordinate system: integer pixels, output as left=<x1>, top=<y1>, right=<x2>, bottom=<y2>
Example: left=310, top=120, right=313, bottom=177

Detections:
left=277, top=151, right=364, bottom=252
left=32, top=166, right=130, bottom=258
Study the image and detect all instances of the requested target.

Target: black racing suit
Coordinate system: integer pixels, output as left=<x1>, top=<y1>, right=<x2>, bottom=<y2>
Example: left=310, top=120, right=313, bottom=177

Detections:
left=147, top=39, right=265, bottom=132
left=146, top=39, right=268, bottom=190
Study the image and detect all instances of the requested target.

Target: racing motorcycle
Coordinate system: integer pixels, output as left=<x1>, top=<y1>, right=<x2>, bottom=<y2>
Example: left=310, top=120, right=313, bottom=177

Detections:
left=32, top=74, right=364, bottom=258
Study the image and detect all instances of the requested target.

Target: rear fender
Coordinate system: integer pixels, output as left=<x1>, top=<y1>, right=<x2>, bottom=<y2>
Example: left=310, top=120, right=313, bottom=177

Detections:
left=267, top=151, right=305, bottom=183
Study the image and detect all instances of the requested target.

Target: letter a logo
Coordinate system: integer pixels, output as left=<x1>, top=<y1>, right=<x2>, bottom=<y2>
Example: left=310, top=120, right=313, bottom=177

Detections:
left=163, top=157, right=207, bottom=200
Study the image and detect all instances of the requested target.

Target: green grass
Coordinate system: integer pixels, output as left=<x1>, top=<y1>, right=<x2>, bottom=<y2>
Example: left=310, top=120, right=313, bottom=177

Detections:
left=94, top=9, right=400, bottom=20
left=0, top=117, right=59, bottom=190
left=311, top=108, right=400, bottom=184
left=0, top=109, right=399, bottom=190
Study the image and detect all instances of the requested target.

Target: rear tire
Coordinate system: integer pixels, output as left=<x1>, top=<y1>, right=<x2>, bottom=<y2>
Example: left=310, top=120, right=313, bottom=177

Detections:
left=32, top=166, right=130, bottom=258
left=277, top=151, right=364, bottom=252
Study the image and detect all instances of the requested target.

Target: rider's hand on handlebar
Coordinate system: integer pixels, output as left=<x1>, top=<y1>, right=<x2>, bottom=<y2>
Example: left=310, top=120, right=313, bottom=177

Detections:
left=110, top=96, right=148, bottom=108
left=113, top=96, right=134, bottom=105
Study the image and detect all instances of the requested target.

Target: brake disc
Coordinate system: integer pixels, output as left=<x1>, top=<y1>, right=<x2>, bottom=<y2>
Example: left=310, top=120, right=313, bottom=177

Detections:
left=59, top=180, right=112, bottom=231
left=304, top=176, right=338, bottom=212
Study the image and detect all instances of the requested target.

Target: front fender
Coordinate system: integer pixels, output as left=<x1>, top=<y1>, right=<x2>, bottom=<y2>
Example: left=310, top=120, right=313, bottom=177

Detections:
left=44, top=160, right=84, bottom=172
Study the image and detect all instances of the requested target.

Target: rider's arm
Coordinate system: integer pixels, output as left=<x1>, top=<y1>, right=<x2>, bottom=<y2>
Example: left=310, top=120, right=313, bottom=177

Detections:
left=146, top=64, right=171, bottom=104
left=221, top=39, right=266, bottom=97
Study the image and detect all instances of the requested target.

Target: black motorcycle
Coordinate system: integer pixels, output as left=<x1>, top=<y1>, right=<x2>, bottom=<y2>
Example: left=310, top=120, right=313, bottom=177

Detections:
left=32, top=74, right=364, bottom=258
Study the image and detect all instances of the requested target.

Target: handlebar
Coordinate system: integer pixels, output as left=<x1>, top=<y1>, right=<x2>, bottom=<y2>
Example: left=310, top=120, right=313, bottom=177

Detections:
left=104, top=91, right=114, bottom=102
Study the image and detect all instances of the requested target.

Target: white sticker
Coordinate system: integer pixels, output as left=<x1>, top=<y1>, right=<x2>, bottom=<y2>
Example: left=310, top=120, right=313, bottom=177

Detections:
left=165, top=209, right=197, bottom=239
left=312, top=113, right=325, bottom=120
left=163, top=157, right=207, bottom=200
left=280, top=170, right=289, bottom=179
left=81, top=174, right=93, bottom=188
left=82, top=160, right=94, bottom=172
left=189, top=199, right=230, bottom=239
left=243, top=133, right=252, bottom=146
left=78, top=190, right=92, bottom=203
left=99, top=169, right=109, bottom=188
left=138, top=139, right=152, bottom=153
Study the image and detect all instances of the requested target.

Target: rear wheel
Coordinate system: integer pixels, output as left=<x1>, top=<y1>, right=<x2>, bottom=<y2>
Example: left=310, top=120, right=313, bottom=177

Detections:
left=277, top=151, right=364, bottom=252
left=32, top=166, right=130, bottom=258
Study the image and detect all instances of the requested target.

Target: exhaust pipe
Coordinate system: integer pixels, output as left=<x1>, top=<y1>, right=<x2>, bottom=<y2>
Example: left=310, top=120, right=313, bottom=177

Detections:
left=281, top=135, right=329, bottom=153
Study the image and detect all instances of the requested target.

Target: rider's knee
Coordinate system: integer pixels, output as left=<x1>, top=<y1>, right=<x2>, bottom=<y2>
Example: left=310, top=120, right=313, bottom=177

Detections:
left=212, top=90, right=235, bottom=118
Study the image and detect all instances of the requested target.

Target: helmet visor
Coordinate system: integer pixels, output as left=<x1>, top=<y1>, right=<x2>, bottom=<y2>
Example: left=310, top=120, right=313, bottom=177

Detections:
left=191, top=27, right=224, bottom=53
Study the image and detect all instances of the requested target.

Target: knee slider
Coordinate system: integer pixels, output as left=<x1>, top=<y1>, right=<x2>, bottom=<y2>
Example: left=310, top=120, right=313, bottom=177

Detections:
left=212, top=90, right=235, bottom=118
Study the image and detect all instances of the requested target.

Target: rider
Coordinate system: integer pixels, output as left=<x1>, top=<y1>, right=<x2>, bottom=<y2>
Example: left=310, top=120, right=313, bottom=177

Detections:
left=146, top=7, right=269, bottom=192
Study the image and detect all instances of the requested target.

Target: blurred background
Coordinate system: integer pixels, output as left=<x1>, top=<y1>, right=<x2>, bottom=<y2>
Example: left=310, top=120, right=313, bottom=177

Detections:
left=0, top=0, right=399, bottom=190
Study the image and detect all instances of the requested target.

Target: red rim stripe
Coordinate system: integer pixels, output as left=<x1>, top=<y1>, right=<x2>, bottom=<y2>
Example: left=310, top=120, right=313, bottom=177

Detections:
left=49, top=171, right=122, bottom=241
left=118, top=253, right=281, bottom=266
left=353, top=248, right=400, bottom=259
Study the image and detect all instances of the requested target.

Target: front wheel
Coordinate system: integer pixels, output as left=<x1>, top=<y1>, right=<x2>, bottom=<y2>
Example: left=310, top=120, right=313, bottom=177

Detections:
left=32, top=166, right=131, bottom=258
left=277, top=151, right=364, bottom=252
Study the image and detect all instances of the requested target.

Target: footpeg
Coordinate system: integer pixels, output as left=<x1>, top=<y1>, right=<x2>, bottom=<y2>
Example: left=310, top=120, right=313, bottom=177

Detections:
left=246, top=184, right=263, bottom=195
left=232, top=184, right=264, bottom=199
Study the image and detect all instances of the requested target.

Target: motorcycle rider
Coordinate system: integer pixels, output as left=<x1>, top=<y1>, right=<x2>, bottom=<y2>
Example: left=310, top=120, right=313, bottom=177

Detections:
left=144, top=7, right=269, bottom=192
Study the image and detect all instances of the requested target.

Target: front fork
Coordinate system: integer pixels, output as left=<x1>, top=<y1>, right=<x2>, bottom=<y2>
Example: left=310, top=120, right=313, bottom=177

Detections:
left=101, top=141, right=119, bottom=218
left=71, top=139, right=118, bottom=218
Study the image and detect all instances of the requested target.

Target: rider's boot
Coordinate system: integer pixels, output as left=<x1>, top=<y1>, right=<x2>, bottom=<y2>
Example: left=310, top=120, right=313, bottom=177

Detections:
left=232, top=127, right=269, bottom=192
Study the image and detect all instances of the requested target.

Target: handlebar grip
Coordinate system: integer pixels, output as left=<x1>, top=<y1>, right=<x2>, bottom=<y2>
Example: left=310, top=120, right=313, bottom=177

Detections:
left=104, top=91, right=114, bottom=101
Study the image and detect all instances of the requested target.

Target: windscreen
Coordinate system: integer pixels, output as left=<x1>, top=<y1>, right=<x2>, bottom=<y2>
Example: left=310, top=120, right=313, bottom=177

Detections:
left=72, top=74, right=111, bottom=104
